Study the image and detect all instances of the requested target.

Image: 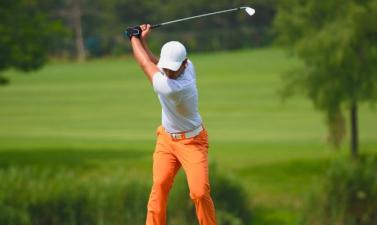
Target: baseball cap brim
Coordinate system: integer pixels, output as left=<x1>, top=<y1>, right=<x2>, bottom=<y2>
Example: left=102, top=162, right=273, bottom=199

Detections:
left=157, top=59, right=182, bottom=71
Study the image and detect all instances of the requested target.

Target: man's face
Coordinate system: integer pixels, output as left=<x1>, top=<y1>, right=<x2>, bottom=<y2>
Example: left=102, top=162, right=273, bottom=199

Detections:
left=163, top=59, right=188, bottom=79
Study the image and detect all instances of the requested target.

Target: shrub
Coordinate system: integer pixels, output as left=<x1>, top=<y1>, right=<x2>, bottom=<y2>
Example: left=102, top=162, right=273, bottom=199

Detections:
left=0, top=164, right=252, bottom=225
left=167, top=163, right=252, bottom=225
left=301, top=155, right=377, bottom=225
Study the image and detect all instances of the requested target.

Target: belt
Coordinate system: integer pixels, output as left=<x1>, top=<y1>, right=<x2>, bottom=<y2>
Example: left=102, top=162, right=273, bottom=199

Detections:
left=168, top=125, right=203, bottom=140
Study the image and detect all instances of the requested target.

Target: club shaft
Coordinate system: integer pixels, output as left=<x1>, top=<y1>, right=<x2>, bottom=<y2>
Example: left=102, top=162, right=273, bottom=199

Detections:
left=151, top=7, right=241, bottom=29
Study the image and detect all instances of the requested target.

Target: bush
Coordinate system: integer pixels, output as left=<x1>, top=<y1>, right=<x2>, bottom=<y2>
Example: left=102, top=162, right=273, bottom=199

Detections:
left=168, top=163, right=252, bottom=225
left=301, top=155, right=377, bottom=225
left=0, top=167, right=150, bottom=225
left=0, top=164, right=252, bottom=225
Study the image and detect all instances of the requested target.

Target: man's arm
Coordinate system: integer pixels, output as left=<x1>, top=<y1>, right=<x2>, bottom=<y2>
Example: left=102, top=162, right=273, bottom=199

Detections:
left=140, top=24, right=159, bottom=64
left=130, top=35, right=159, bottom=83
left=141, top=39, right=159, bottom=64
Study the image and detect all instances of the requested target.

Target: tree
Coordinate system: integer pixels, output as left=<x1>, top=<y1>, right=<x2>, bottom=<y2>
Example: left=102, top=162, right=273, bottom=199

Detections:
left=0, top=0, right=65, bottom=83
left=50, top=0, right=87, bottom=61
left=51, top=0, right=119, bottom=59
left=274, top=0, right=377, bottom=158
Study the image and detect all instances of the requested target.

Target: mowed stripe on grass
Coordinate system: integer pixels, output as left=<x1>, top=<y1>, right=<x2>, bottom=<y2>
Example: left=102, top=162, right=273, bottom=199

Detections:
left=1, top=48, right=376, bottom=145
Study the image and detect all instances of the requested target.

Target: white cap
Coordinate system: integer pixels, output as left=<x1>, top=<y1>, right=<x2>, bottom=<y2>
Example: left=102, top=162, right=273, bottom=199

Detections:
left=157, top=41, right=187, bottom=71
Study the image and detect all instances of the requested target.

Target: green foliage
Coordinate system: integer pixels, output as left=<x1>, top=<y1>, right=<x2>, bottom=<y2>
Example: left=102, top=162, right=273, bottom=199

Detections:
left=274, top=0, right=377, bottom=148
left=211, top=165, right=252, bottom=224
left=301, top=155, right=377, bottom=225
left=167, top=164, right=252, bottom=225
left=0, top=167, right=150, bottom=225
left=0, top=165, right=252, bottom=225
left=44, top=0, right=276, bottom=57
left=0, top=0, right=277, bottom=60
left=0, top=0, right=66, bottom=75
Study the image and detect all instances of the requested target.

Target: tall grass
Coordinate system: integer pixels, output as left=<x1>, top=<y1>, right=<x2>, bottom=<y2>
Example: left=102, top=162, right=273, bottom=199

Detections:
left=0, top=164, right=252, bottom=225
left=0, top=167, right=150, bottom=225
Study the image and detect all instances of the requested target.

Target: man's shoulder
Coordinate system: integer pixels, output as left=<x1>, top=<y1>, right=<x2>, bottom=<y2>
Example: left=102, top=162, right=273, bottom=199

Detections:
left=184, top=59, right=196, bottom=78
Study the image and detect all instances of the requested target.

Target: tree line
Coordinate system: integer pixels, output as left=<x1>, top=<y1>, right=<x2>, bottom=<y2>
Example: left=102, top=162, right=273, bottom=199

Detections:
left=0, top=0, right=276, bottom=80
left=25, top=0, right=276, bottom=60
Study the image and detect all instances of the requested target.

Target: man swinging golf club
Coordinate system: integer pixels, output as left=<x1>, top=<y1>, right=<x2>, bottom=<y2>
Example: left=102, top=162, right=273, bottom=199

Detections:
left=126, top=24, right=217, bottom=225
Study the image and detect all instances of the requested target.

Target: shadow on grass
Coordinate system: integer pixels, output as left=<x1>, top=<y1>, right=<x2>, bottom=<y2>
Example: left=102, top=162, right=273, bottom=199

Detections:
left=238, top=158, right=331, bottom=184
left=0, top=148, right=150, bottom=168
left=251, top=206, right=303, bottom=225
left=0, top=75, right=9, bottom=85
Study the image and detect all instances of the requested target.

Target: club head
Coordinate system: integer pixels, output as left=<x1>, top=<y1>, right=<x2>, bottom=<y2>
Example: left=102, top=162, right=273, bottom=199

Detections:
left=242, top=7, right=255, bottom=16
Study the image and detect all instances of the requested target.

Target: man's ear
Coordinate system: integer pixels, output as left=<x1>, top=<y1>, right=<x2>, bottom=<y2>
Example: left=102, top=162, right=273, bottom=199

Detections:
left=183, top=58, right=188, bottom=67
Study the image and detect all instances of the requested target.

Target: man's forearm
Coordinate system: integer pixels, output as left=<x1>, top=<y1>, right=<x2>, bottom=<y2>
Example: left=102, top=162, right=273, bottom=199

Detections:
left=130, top=37, right=158, bottom=82
left=131, top=38, right=150, bottom=66
left=141, top=39, right=159, bottom=64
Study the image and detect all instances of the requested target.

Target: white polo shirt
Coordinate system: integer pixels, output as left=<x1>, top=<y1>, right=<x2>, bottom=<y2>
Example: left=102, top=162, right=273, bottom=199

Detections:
left=152, top=60, right=202, bottom=133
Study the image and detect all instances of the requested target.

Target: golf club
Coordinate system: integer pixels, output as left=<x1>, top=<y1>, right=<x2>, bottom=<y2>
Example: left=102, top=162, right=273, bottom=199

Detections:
left=151, top=6, right=255, bottom=29
left=125, top=6, right=255, bottom=37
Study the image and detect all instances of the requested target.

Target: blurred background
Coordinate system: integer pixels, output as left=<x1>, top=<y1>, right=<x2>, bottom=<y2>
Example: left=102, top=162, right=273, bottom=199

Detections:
left=0, top=0, right=376, bottom=225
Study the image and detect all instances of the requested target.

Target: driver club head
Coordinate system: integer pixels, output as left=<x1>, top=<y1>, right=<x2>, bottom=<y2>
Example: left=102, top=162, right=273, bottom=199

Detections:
left=242, top=7, right=256, bottom=16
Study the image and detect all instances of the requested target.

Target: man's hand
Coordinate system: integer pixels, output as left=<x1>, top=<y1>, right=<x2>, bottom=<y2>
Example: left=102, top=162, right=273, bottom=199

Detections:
left=125, top=26, right=142, bottom=40
left=127, top=23, right=159, bottom=81
left=139, top=24, right=158, bottom=64
left=140, top=24, right=152, bottom=40
left=128, top=24, right=159, bottom=83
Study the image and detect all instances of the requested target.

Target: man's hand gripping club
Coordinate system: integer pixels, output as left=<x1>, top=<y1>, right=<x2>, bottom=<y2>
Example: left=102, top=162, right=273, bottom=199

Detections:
left=126, top=24, right=159, bottom=82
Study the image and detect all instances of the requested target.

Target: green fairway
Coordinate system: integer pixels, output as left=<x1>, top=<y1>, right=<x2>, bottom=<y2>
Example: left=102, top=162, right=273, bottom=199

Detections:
left=0, top=48, right=376, bottom=224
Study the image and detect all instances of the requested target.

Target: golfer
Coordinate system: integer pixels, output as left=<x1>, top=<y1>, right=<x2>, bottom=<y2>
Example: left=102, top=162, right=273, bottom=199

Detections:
left=127, top=24, right=217, bottom=225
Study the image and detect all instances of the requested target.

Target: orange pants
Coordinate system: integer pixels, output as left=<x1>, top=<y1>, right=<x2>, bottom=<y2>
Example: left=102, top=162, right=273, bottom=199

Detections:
left=145, top=125, right=217, bottom=225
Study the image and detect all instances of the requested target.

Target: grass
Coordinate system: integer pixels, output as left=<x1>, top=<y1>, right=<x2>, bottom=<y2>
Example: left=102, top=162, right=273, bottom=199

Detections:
left=0, top=48, right=376, bottom=224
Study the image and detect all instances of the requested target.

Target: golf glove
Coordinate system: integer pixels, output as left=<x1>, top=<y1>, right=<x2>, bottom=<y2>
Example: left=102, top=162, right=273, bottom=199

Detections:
left=125, top=26, right=142, bottom=40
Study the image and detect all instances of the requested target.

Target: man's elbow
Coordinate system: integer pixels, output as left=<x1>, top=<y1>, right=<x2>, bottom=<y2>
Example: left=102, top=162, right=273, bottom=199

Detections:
left=138, top=61, right=158, bottom=82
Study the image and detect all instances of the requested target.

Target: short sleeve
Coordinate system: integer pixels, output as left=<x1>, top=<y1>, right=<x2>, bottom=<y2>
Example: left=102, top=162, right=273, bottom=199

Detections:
left=152, top=72, right=183, bottom=95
